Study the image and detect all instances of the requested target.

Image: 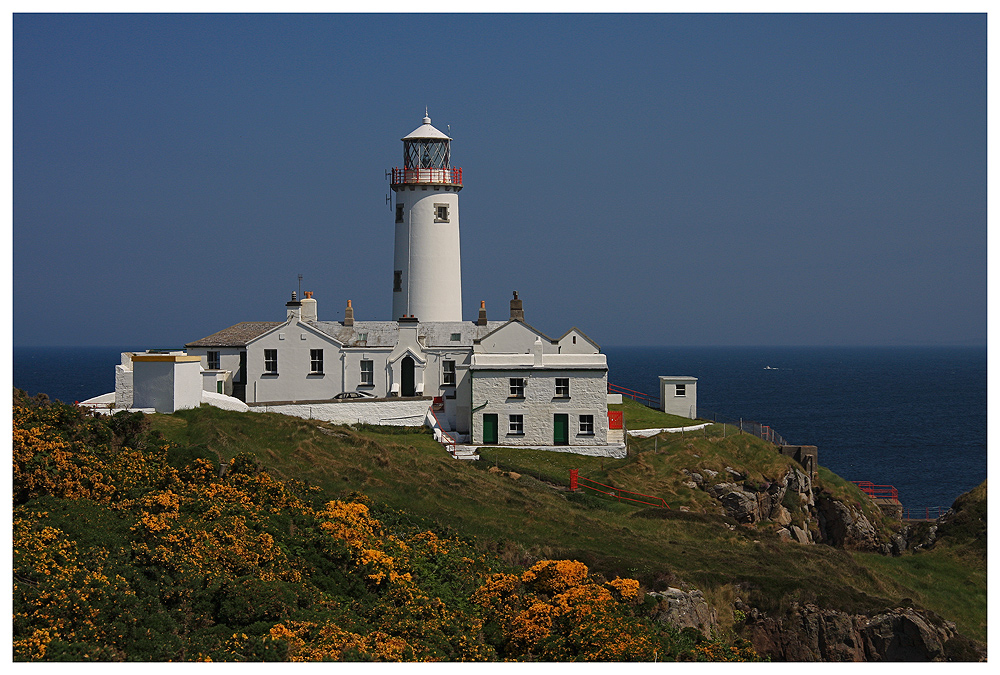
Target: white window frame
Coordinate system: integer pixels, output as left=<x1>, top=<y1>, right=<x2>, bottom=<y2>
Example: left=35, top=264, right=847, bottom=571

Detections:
left=442, top=360, right=456, bottom=386
left=310, top=349, right=323, bottom=374
left=579, top=414, right=594, bottom=435
left=675, top=384, right=686, bottom=397
left=264, top=349, right=278, bottom=374
left=434, top=203, right=450, bottom=223
left=509, top=377, right=525, bottom=398
left=360, top=359, right=374, bottom=386
left=555, top=378, right=570, bottom=398
left=509, top=414, right=524, bottom=435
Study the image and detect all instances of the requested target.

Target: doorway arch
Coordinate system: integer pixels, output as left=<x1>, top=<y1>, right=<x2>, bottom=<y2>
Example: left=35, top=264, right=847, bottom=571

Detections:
left=401, top=356, right=415, bottom=397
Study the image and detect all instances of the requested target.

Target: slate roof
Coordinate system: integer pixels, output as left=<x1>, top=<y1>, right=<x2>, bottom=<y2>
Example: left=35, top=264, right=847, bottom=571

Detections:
left=185, top=322, right=282, bottom=348
left=307, top=320, right=506, bottom=348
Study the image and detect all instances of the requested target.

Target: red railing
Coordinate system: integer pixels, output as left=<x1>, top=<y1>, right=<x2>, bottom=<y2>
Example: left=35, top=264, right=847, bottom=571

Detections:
left=608, top=383, right=659, bottom=409
left=852, top=481, right=899, bottom=501
left=427, top=407, right=456, bottom=452
left=569, top=469, right=669, bottom=509
left=390, top=167, right=462, bottom=185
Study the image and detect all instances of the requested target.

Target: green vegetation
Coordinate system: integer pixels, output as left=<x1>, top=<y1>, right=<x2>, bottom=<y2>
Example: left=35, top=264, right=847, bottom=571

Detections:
left=13, top=390, right=986, bottom=660
left=608, top=397, right=696, bottom=429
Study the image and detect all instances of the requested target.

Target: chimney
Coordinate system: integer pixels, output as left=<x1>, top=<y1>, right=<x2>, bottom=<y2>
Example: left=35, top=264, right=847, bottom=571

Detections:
left=477, top=300, right=488, bottom=326
left=344, top=299, right=355, bottom=327
left=301, top=291, right=317, bottom=322
left=510, top=291, right=524, bottom=322
left=286, top=291, right=302, bottom=321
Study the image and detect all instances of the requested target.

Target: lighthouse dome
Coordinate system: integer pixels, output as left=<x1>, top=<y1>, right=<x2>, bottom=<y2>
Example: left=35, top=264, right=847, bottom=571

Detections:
left=402, top=114, right=452, bottom=141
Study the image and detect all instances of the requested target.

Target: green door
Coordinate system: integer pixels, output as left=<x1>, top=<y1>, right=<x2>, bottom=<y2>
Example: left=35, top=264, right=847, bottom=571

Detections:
left=554, top=414, right=569, bottom=445
left=483, top=414, right=499, bottom=445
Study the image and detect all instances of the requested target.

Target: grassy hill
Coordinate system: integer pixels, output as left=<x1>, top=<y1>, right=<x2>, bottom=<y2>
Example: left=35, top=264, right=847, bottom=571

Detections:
left=146, top=399, right=985, bottom=642
left=13, top=391, right=985, bottom=660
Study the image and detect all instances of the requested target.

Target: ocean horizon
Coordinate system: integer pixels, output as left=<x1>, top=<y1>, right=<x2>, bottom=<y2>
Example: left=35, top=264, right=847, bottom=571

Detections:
left=12, top=344, right=986, bottom=515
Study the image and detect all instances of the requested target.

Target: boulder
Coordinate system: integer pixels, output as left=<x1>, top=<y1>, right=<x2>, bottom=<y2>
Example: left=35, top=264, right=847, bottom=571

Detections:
left=648, top=587, right=718, bottom=638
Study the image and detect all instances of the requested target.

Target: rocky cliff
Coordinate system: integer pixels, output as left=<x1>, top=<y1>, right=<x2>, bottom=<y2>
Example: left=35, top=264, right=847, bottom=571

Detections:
left=742, top=602, right=985, bottom=662
left=684, top=464, right=889, bottom=553
left=670, top=465, right=986, bottom=661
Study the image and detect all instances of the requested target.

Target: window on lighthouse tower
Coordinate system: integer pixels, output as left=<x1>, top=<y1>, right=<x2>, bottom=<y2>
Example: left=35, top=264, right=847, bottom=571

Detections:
left=434, top=204, right=450, bottom=222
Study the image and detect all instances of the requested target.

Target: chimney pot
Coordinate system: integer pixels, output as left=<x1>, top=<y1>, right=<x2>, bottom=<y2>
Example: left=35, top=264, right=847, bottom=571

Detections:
left=344, top=299, right=355, bottom=327
left=478, top=300, right=488, bottom=326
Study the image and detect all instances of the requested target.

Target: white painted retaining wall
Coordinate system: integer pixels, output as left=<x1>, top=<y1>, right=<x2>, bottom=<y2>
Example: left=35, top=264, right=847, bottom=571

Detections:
left=251, top=399, right=431, bottom=426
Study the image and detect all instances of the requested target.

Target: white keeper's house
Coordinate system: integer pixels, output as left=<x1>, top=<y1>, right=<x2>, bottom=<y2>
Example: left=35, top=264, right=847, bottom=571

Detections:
left=106, top=113, right=620, bottom=453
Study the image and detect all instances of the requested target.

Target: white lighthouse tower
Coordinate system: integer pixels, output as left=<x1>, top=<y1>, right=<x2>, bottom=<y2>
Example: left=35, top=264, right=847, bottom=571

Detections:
left=390, top=112, right=463, bottom=322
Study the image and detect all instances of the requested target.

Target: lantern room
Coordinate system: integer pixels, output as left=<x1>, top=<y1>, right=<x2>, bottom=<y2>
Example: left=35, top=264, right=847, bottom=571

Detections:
left=391, top=112, right=462, bottom=187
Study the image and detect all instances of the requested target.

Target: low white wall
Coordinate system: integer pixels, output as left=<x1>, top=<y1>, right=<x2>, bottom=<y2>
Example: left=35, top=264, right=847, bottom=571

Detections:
left=115, top=364, right=134, bottom=408
left=252, top=399, right=431, bottom=426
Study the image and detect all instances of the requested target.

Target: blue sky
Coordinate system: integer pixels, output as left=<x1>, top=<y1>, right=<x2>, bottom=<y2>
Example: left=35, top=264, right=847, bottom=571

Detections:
left=12, top=12, right=987, bottom=347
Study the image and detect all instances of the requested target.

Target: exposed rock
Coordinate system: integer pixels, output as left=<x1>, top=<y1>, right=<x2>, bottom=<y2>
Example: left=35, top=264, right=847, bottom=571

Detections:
left=708, top=483, right=760, bottom=523
left=648, top=587, right=718, bottom=638
left=683, top=481, right=698, bottom=490
left=701, top=468, right=719, bottom=479
left=773, top=505, right=793, bottom=527
left=745, top=603, right=984, bottom=662
left=816, top=495, right=887, bottom=553
left=725, top=466, right=744, bottom=480
left=789, top=524, right=811, bottom=544
left=689, top=472, right=704, bottom=484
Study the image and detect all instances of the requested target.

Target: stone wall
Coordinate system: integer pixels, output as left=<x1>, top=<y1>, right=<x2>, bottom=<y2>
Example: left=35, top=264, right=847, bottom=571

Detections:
left=251, top=399, right=432, bottom=426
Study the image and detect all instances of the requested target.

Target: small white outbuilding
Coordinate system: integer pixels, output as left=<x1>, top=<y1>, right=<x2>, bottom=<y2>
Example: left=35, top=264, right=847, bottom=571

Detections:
left=659, top=376, right=698, bottom=419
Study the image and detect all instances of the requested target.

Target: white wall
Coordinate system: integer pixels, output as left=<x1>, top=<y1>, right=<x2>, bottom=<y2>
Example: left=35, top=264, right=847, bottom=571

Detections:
left=132, top=356, right=202, bottom=413
left=476, top=321, right=559, bottom=355
left=393, top=188, right=463, bottom=322
left=246, top=324, right=342, bottom=403
left=255, top=398, right=431, bottom=426
left=472, top=369, right=609, bottom=446
left=660, top=376, right=698, bottom=419
left=557, top=329, right=599, bottom=354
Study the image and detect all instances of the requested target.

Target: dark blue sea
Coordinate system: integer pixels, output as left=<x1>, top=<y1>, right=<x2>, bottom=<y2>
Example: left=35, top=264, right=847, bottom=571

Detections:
left=12, top=345, right=987, bottom=513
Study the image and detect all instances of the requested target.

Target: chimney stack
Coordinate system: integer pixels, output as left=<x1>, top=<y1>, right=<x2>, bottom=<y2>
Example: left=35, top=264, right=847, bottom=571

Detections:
left=477, top=300, right=488, bottom=326
left=344, top=299, right=355, bottom=327
left=286, top=291, right=302, bottom=321
left=510, top=291, right=524, bottom=321
left=301, top=291, right=317, bottom=322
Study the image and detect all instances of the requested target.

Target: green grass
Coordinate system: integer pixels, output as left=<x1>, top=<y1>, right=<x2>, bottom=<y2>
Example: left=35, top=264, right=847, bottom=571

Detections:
left=147, top=405, right=985, bottom=643
left=853, top=546, right=987, bottom=643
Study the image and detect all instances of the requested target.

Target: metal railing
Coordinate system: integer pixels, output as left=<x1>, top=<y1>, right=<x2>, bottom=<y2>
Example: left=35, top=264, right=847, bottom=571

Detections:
left=608, top=383, right=659, bottom=408
left=851, top=480, right=900, bottom=502
left=608, top=383, right=789, bottom=447
left=902, top=506, right=946, bottom=521
left=569, top=469, right=669, bottom=509
left=390, top=167, right=462, bottom=185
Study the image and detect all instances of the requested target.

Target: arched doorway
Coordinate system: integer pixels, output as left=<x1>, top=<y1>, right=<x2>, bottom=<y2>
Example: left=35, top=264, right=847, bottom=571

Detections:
left=401, top=356, right=415, bottom=397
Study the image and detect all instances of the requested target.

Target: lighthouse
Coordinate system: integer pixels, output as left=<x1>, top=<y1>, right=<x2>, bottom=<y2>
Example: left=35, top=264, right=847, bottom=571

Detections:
left=390, top=112, right=464, bottom=322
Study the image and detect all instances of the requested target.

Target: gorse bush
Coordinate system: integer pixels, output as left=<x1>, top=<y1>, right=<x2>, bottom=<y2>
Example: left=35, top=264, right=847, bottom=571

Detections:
left=12, top=391, right=765, bottom=662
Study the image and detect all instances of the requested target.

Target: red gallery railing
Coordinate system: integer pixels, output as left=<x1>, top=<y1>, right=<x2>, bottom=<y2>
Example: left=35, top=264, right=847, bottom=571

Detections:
left=390, top=167, right=463, bottom=185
